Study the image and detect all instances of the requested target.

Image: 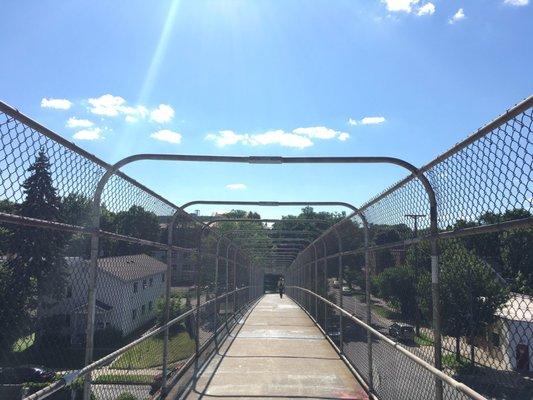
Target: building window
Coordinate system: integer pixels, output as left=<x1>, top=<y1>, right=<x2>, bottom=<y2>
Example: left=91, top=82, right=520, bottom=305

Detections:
left=97, top=321, right=104, bottom=330
left=133, top=282, right=138, bottom=293
left=132, top=309, right=137, bottom=320
left=66, top=286, right=72, bottom=298
left=143, top=279, right=147, bottom=289
left=149, top=301, right=153, bottom=311
left=149, top=277, right=153, bottom=287
left=142, top=304, right=146, bottom=315
left=162, top=273, right=165, bottom=282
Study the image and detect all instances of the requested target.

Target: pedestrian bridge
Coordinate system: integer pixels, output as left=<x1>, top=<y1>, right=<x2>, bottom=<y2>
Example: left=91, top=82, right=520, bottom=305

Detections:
left=2, top=98, right=531, bottom=400
left=180, top=294, right=367, bottom=400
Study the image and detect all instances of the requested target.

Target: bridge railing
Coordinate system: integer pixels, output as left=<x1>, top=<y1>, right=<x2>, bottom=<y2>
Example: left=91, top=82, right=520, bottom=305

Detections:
left=287, top=96, right=533, bottom=400
left=0, top=101, right=262, bottom=400
left=287, top=286, right=485, bottom=400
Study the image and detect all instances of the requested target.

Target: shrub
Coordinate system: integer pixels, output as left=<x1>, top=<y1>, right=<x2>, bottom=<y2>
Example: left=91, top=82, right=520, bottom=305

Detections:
left=115, top=392, right=138, bottom=400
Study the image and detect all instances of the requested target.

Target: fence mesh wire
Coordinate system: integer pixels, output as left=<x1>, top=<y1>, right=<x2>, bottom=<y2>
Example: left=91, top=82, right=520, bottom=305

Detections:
left=0, top=103, right=261, bottom=400
left=287, top=97, right=533, bottom=400
left=0, top=96, right=531, bottom=400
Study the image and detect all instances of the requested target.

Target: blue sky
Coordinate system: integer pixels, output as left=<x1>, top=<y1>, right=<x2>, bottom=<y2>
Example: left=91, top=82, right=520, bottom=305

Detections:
left=1, top=0, right=532, bottom=218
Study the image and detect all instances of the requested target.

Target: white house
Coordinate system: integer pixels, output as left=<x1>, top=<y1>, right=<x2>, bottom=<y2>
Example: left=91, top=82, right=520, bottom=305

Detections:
left=43, top=254, right=167, bottom=343
left=490, top=293, right=533, bottom=372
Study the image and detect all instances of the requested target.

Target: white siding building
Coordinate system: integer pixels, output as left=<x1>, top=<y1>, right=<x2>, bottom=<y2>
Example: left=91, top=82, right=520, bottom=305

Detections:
left=44, top=254, right=167, bottom=343
left=491, top=293, right=533, bottom=372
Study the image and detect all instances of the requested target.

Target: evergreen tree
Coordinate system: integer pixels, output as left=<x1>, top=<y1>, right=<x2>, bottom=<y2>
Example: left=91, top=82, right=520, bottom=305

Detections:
left=3, top=150, right=66, bottom=345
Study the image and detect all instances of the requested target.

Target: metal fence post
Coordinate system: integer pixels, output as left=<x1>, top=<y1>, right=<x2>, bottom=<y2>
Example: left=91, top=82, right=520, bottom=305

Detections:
left=161, top=225, right=174, bottom=395
left=322, top=238, right=328, bottom=335
left=213, top=237, right=221, bottom=348
left=313, top=243, right=318, bottom=320
left=362, top=217, right=373, bottom=393
left=233, top=250, right=238, bottom=319
left=225, top=245, right=231, bottom=331
left=333, top=227, right=344, bottom=353
left=83, top=228, right=99, bottom=400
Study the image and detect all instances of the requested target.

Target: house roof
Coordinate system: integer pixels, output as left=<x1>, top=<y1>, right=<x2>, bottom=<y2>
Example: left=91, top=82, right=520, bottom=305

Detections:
left=97, top=254, right=167, bottom=282
left=496, top=293, right=533, bottom=322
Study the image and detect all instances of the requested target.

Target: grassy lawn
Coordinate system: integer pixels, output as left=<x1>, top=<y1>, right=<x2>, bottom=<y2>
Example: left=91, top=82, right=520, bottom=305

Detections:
left=414, top=332, right=433, bottom=346
left=442, top=353, right=472, bottom=373
left=93, top=374, right=154, bottom=385
left=12, top=333, right=35, bottom=352
left=111, top=331, right=194, bottom=369
left=370, top=304, right=402, bottom=320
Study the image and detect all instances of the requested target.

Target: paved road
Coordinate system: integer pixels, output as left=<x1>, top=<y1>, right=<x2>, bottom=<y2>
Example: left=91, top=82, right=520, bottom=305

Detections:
left=182, top=294, right=368, bottom=399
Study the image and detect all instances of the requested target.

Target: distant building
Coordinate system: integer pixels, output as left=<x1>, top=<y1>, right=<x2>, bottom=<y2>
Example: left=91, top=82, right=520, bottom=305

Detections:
left=41, top=254, right=167, bottom=344
left=488, top=293, right=532, bottom=372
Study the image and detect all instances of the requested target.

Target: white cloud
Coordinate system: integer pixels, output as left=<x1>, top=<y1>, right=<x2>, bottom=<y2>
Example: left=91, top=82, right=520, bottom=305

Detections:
left=88, top=94, right=126, bottom=116
left=504, top=0, right=529, bottom=5
left=87, top=94, right=148, bottom=121
left=361, top=116, right=386, bottom=125
left=206, top=129, right=313, bottom=149
left=73, top=128, right=102, bottom=140
left=417, top=2, right=435, bottom=15
left=66, top=117, right=93, bottom=128
left=249, top=130, right=314, bottom=148
left=205, top=125, right=349, bottom=148
left=449, top=8, right=465, bottom=24
left=383, top=0, right=420, bottom=12
left=226, top=183, right=247, bottom=190
left=382, top=0, right=436, bottom=16
left=41, top=98, right=72, bottom=110
left=338, top=132, right=350, bottom=141
left=150, top=104, right=175, bottom=124
left=292, top=126, right=343, bottom=140
left=348, top=118, right=357, bottom=126
left=150, top=129, right=182, bottom=144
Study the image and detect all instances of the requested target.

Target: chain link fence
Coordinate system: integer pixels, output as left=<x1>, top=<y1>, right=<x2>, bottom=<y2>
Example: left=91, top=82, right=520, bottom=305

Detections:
left=0, top=102, right=262, bottom=400
left=287, top=96, right=532, bottom=400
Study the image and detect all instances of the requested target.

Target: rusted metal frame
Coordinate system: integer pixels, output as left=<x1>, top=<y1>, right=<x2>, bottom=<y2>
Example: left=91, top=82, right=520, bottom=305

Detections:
left=313, top=242, right=319, bottom=320
left=90, top=154, right=438, bottom=400
left=331, top=226, right=344, bottom=353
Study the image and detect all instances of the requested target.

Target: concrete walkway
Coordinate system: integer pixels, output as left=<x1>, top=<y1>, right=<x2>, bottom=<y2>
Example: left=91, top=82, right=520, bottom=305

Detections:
left=185, top=294, right=368, bottom=399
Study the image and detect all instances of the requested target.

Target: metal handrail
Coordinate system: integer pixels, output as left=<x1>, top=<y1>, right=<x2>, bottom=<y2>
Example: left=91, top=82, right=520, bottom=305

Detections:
left=288, top=286, right=487, bottom=400
left=23, top=286, right=253, bottom=400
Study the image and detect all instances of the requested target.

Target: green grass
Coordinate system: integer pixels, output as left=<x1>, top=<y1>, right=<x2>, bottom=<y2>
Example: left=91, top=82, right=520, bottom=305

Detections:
left=12, top=333, right=35, bottom=352
left=93, top=374, right=154, bottom=385
left=414, top=332, right=433, bottom=346
left=442, top=353, right=472, bottom=373
left=111, top=331, right=194, bottom=369
left=371, top=304, right=401, bottom=320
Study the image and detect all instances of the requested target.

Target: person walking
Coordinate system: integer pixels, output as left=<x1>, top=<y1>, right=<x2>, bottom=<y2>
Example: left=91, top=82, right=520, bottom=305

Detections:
left=277, top=276, right=285, bottom=299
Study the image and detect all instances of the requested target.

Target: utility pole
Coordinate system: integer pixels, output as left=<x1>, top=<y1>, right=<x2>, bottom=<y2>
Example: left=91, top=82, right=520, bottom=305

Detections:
left=405, top=214, right=426, bottom=336
left=405, top=214, right=426, bottom=238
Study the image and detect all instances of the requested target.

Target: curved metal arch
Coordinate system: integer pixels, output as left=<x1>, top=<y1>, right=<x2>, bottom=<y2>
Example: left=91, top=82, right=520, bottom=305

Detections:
left=86, top=154, right=439, bottom=400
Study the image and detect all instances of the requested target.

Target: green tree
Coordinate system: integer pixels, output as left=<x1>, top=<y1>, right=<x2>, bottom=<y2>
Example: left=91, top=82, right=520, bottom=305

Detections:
left=2, top=150, right=65, bottom=348
left=61, top=193, right=93, bottom=257
left=439, top=241, right=508, bottom=363
left=104, top=205, right=161, bottom=256
left=372, top=265, right=420, bottom=319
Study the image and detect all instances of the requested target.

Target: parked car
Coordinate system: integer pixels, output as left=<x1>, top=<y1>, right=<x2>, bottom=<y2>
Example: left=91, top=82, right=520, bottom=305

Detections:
left=332, top=280, right=340, bottom=289
left=0, top=367, right=55, bottom=384
left=341, top=285, right=352, bottom=295
left=388, top=323, right=415, bottom=342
